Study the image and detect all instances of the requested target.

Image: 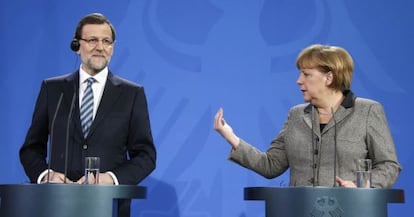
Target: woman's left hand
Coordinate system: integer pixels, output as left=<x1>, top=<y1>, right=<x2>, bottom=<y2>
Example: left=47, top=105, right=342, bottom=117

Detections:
left=336, top=176, right=357, bottom=188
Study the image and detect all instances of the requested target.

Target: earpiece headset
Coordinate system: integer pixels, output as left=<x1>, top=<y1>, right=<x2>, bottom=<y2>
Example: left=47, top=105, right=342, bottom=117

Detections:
left=70, top=38, right=80, bottom=52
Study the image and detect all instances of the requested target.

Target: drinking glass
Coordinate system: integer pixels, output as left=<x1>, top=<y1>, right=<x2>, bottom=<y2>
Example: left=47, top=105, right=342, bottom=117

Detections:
left=355, top=159, right=372, bottom=188
left=85, top=157, right=100, bottom=184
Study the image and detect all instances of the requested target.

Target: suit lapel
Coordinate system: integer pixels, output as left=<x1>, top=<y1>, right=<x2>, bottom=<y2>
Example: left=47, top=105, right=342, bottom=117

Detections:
left=303, top=104, right=321, bottom=137
left=322, top=106, right=352, bottom=134
left=303, top=90, right=356, bottom=135
left=322, top=90, right=356, bottom=134
left=87, top=72, right=122, bottom=138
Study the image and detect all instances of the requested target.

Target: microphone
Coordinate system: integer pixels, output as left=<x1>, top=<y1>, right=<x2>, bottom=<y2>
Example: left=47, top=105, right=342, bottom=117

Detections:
left=64, top=86, right=77, bottom=183
left=331, top=107, right=338, bottom=187
left=47, top=93, right=64, bottom=183
left=311, top=105, right=316, bottom=187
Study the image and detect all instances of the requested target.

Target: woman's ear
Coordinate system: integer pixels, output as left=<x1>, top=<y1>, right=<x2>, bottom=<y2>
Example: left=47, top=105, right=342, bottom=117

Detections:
left=325, top=71, right=333, bottom=85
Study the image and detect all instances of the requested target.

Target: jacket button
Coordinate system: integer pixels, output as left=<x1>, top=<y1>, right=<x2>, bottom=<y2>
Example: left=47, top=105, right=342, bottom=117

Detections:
left=308, top=178, right=314, bottom=184
left=83, top=145, right=88, bottom=149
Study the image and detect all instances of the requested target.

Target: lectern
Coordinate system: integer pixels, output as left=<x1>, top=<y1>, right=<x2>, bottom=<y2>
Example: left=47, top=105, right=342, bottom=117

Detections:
left=244, top=187, right=404, bottom=217
left=0, top=184, right=146, bottom=217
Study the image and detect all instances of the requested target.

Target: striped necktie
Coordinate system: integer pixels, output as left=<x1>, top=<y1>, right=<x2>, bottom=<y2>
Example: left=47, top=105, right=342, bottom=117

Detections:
left=80, top=77, right=95, bottom=138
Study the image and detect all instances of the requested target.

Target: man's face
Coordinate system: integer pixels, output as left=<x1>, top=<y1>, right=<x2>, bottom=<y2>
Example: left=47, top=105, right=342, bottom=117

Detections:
left=77, top=23, right=114, bottom=75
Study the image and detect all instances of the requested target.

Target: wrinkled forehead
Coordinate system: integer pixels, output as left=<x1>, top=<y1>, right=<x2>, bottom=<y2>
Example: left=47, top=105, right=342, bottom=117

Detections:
left=81, top=23, right=113, bottom=38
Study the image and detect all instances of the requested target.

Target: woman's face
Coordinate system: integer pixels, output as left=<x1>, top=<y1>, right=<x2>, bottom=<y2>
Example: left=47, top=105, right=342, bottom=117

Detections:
left=296, top=68, right=330, bottom=103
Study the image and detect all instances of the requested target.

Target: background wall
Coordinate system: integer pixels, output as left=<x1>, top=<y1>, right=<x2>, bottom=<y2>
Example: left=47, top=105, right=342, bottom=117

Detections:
left=1, top=0, right=412, bottom=216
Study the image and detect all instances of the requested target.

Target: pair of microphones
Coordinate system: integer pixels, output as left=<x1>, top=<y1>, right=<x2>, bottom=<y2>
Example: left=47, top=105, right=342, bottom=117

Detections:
left=311, top=106, right=338, bottom=187
left=46, top=88, right=77, bottom=184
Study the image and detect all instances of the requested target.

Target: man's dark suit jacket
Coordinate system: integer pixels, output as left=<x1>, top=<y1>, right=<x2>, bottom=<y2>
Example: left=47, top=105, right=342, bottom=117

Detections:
left=19, top=70, right=156, bottom=217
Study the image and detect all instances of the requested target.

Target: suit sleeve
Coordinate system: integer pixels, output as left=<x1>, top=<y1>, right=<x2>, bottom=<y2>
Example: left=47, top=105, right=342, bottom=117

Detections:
left=229, top=118, right=290, bottom=179
left=366, top=103, right=401, bottom=188
left=19, top=81, right=50, bottom=183
left=111, top=86, right=156, bottom=185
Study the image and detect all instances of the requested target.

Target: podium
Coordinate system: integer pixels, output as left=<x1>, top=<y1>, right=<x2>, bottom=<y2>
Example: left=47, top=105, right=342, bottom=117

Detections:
left=244, top=187, right=404, bottom=217
left=0, top=184, right=146, bottom=217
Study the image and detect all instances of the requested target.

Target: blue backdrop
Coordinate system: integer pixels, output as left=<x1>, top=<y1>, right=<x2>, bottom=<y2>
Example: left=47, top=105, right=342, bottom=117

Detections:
left=1, top=0, right=412, bottom=216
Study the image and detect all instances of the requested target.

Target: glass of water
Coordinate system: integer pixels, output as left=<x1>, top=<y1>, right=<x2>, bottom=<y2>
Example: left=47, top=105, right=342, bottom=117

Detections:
left=355, top=159, right=372, bottom=188
left=85, top=157, right=100, bottom=184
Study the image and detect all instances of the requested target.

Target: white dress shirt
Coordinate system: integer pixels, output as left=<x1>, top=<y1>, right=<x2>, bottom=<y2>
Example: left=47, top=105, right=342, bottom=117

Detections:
left=79, top=66, right=108, bottom=119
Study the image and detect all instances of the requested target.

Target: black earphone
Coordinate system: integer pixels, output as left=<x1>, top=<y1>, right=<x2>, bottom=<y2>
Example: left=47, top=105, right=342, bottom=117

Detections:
left=70, top=39, right=80, bottom=52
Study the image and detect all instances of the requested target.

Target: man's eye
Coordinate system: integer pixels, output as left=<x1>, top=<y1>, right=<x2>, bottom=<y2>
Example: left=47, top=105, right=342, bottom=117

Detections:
left=102, top=39, right=113, bottom=45
left=88, top=38, right=98, bottom=43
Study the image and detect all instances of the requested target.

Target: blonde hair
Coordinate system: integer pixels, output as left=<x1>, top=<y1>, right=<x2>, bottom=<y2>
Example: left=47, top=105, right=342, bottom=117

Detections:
left=296, top=44, right=354, bottom=90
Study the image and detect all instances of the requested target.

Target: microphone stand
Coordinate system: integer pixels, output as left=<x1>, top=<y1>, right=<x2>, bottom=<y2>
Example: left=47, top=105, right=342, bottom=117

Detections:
left=311, top=105, right=316, bottom=187
left=64, top=87, right=77, bottom=184
left=47, top=93, right=64, bottom=183
left=331, top=107, right=338, bottom=187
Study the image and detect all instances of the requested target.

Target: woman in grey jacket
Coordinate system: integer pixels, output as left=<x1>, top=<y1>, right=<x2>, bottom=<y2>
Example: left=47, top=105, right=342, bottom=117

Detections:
left=214, top=44, right=401, bottom=188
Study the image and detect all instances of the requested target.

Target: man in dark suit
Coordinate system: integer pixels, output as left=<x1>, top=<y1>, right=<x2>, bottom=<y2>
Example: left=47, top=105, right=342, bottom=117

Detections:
left=19, top=13, right=156, bottom=217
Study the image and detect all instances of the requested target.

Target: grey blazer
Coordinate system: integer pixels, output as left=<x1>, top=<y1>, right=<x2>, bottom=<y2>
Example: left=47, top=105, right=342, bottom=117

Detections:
left=230, top=90, right=401, bottom=188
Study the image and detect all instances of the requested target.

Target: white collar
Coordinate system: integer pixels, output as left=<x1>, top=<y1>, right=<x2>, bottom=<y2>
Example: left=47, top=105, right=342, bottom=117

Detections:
left=79, top=65, right=108, bottom=85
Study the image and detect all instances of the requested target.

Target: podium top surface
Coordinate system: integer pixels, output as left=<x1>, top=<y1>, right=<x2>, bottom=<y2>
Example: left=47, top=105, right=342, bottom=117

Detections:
left=244, top=186, right=405, bottom=203
left=0, top=183, right=146, bottom=199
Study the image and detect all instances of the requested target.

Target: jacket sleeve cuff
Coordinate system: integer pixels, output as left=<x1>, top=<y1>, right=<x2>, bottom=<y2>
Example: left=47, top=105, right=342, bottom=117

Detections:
left=106, top=171, right=119, bottom=185
left=37, top=169, right=52, bottom=184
